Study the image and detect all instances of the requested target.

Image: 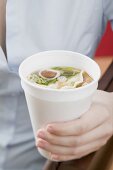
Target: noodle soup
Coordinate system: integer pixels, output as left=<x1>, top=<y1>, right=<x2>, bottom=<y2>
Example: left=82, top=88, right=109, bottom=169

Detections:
left=28, top=66, right=93, bottom=89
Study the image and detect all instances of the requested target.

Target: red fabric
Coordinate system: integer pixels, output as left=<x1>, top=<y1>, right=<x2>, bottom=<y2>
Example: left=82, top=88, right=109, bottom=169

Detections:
left=95, top=22, right=113, bottom=57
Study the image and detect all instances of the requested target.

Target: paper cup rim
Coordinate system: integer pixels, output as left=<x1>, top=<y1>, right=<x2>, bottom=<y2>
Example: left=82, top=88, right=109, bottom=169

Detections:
left=19, top=50, right=101, bottom=93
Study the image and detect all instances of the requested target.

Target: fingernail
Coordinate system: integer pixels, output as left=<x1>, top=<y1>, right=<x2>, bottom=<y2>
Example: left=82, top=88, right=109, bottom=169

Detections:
left=38, top=131, right=45, bottom=138
left=37, top=139, right=45, bottom=147
left=47, top=125, right=53, bottom=133
left=52, top=154, right=59, bottom=160
left=37, top=129, right=43, bottom=136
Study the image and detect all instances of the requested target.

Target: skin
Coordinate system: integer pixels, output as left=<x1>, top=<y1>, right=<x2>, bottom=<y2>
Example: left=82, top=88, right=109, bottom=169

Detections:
left=36, top=90, right=113, bottom=161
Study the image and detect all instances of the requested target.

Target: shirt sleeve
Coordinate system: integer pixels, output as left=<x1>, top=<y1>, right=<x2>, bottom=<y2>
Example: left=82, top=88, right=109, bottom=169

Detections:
left=103, top=0, right=113, bottom=30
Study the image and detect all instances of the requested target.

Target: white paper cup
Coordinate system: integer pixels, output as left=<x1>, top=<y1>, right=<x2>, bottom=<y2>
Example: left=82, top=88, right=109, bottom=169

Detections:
left=19, top=50, right=101, bottom=160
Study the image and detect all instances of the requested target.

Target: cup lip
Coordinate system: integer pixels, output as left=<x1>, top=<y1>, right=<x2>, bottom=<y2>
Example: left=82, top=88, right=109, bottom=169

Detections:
left=19, top=50, right=101, bottom=93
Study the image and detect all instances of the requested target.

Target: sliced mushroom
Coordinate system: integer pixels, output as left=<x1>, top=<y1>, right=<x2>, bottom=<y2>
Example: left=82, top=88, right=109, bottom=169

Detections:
left=39, top=69, right=60, bottom=79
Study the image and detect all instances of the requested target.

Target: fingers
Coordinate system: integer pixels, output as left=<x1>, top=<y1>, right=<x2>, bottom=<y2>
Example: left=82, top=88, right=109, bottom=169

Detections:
left=51, top=154, right=77, bottom=161
left=56, top=137, right=107, bottom=160
left=37, top=121, right=112, bottom=147
left=46, top=102, right=110, bottom=136
left=36, top=138, right=107, bottom=161
left=37, top=139, right=74, bottom=155
left=51, top=137, right=103, bottom=161
left=36, top=96, right=113, bottom=162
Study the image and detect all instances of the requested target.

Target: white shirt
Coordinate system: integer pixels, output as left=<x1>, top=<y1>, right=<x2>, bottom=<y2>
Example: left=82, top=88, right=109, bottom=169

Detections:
left=0, top=0, right=113, bottom=169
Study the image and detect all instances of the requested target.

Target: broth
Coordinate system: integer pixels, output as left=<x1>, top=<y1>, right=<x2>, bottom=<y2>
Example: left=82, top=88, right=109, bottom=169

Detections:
left=28, top=66, right=93, bottom=89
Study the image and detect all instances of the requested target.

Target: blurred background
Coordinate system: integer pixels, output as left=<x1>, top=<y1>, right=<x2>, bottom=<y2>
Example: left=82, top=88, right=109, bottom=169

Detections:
left=95, top=22, right=113, bottom=57
left=94, top=22, right=113, bottom=76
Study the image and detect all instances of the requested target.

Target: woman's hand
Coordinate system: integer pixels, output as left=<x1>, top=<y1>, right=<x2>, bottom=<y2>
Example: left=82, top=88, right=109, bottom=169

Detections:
left=36, top=90, right=113, bottom=161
